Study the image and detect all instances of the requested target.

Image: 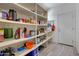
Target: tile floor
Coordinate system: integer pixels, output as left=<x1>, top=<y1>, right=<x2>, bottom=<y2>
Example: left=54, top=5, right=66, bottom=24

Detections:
left=39, top=43, right=78, bottom=56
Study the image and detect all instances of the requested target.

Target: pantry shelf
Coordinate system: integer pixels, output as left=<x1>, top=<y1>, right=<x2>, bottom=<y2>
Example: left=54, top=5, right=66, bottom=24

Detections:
left=14, top=3, right=36, bottom=15
left=36, top=36, right=53, bottom=48
left=16, top=36, right=53, bottom=56
left=0, top=18, right=36, bottom=26
left=0, top=3, right=53, bottom=56
left=0, top=36, right=37, bottom=48
left=37, top=13, right=47, bottom=19
left=14, top=3, right=47, bottom=19
left=37, top=31, right=52, bottom=37
left=0, top=31, right=52, bottom=48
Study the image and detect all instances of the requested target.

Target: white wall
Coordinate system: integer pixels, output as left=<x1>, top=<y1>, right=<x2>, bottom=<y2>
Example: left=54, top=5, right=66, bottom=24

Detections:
left=48, top=4, right=76, bottom=43
left=75, top=4, right=79, bottom=53
left=48, top=3, right=79, bottom=54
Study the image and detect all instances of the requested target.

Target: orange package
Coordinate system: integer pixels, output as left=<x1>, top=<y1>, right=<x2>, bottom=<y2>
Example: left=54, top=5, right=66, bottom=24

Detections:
left=25, top=41, right=34, bottom=49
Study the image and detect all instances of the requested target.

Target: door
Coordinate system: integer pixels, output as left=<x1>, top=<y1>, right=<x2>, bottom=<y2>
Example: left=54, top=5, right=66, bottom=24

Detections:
left=57, top=12, right=75, bottom=46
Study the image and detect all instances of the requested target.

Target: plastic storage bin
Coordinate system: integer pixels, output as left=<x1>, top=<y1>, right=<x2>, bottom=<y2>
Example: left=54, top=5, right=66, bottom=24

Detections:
left=26, top=48, right=39, bottom=56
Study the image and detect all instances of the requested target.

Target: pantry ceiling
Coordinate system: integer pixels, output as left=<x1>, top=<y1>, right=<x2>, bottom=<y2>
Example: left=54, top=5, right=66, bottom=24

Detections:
left=38, top=3, right=63, bottom=10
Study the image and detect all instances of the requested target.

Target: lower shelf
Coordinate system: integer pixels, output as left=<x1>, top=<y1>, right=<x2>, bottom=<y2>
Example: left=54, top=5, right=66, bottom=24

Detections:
left=0, top=31, right=52, bottom=48
left=15, top=36, right=53, bottom=56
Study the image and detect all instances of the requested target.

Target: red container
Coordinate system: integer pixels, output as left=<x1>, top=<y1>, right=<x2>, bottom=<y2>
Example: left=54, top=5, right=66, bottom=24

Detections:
left=21, top=18, right=27, bottom=23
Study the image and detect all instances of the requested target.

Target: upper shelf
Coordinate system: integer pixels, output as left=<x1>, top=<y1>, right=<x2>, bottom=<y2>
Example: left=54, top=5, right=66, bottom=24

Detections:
left=18, top=3, right=36, bottom=13
left=0, top=3, right=34, bottom=17
left=37, top=4, right=47, bottom=18
left=15, top=3, right=47, bottom=19
left=18, top=3, right=47, bottom=19
left=0, top=3, right=47, bottom=19
left=14, top=3, right=36, bottom=16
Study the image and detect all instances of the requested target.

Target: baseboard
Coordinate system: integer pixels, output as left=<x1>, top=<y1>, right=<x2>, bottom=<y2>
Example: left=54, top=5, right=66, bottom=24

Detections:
left=58, top=43, right=73, bottom=47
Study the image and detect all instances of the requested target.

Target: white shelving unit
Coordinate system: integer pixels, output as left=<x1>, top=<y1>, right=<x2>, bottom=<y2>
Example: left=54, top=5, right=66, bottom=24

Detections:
left=0, top=3, right=53, bottom=56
